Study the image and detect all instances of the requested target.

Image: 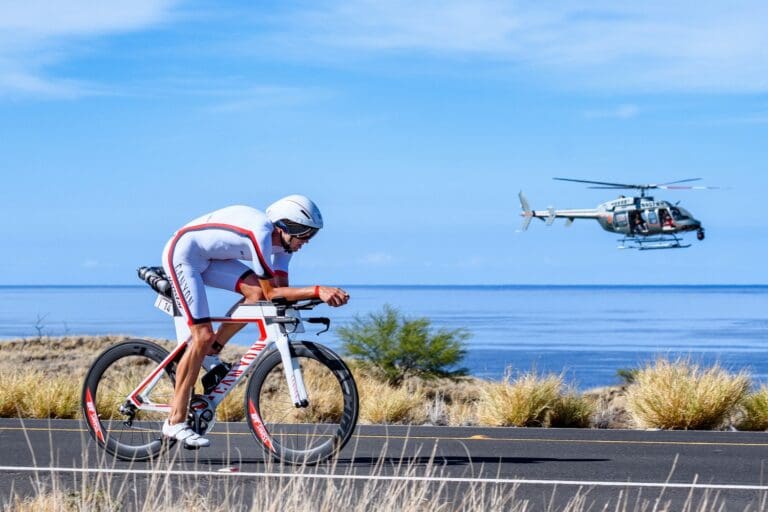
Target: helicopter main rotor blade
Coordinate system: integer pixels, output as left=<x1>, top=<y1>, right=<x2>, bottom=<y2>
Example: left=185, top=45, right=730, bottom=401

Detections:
left=657, top=185, right=720, bottom=190
left=554, top=177, right=712, bottom=191
left=585, top=186, right=639, bottom=190
left=659, top=178, right=702, bottom=186
left=553, top=177, right=645, bottom=188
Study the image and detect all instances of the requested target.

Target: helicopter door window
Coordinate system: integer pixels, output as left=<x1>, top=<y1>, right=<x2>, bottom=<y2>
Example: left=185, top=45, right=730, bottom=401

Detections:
left=632, top=211, right=648, bottom=234
left=647, top=211, right=658, bottom=225
left=670, top=206, right=689, bottom=221
left=659, top=209, right=674, bottom=227
left=614, top=212, right=628, bottom=228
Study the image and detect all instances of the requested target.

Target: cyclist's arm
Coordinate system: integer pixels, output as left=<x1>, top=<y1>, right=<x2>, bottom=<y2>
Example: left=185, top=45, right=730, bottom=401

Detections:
left=271, top=271, right=289, bottom=287
left=258, top=279, right=349, bottom=307
left=271, top=251, right=291, bottom=287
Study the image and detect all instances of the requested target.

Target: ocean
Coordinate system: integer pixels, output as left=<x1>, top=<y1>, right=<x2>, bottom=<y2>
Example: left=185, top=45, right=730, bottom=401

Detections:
left=1, top=285, right=766, bottom=390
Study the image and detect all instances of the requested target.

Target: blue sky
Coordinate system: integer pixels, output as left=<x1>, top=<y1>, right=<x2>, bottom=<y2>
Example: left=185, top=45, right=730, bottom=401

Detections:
left=1, top=1, right=766, bottom=285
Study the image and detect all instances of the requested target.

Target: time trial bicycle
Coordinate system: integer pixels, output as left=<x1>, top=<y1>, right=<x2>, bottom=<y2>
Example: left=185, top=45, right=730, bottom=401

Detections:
left=81, top=266, right=359, bottom=465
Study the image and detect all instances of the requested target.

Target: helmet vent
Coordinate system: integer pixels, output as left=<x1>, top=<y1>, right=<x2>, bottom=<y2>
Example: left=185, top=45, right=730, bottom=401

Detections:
left=266, top=194, right=323, bottom=230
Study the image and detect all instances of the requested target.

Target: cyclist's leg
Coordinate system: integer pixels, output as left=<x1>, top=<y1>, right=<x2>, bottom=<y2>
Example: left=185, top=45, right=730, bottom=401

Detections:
left=162, top=237, right=215, bottom=447
left=168, top=321, right=213, bottom=424
left=202, top=261, right=265, bottom=352
left=163, top=319, right=213, bottom=448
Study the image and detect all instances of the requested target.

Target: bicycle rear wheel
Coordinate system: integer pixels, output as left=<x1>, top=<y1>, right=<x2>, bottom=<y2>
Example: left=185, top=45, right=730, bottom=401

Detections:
left=244, top=340, right=358, bottom=464
left=82, top=339, right=177, bottom=461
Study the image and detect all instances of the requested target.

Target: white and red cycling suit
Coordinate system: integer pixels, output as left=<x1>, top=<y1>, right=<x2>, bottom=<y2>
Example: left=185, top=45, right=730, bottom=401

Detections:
left=162, top=205, right=292, bottom=325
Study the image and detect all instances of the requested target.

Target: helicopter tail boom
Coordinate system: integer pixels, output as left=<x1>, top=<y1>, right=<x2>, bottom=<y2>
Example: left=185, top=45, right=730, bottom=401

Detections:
left=518, top=191, right=600, bottom=230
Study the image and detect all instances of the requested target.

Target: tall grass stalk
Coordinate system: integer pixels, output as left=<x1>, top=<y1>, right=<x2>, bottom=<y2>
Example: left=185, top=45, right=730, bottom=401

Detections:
left=626, top=358, right=750, bottom=430
left=2, top=437, right=754, bottom=512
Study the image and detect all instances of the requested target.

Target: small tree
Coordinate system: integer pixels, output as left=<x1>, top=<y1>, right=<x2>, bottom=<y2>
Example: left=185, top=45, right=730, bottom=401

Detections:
left=338, top=305, right=469, bottom=385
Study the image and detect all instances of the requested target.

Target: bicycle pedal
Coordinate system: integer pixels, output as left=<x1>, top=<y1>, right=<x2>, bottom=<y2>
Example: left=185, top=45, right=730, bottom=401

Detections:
left=182, top=442, right=203, bottom=451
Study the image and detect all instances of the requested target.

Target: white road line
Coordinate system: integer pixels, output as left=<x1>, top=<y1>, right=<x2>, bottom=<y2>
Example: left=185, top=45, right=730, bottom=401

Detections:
left=0, top=466, right=766, bottom=491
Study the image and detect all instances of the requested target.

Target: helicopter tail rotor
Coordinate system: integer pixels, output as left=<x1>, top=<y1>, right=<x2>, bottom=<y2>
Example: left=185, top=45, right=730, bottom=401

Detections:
left=519, top=191, right=534, bottom=231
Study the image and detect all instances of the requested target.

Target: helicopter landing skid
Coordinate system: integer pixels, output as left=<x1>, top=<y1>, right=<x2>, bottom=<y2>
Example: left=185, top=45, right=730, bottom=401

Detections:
left=618, top=235, right=690, bottom=251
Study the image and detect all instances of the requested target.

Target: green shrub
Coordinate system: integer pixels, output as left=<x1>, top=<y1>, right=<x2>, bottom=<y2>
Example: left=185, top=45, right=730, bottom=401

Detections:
left=338, top=305, right=469, bottom=385
left=616, top=368, right=638, bottom=385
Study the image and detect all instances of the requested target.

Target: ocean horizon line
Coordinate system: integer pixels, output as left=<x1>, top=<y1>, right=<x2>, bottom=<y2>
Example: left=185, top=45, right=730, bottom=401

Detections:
left=1, top=283, right=767, bottom=289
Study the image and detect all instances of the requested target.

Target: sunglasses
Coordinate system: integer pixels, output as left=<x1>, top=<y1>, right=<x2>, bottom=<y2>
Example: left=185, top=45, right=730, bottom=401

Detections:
left=292, top=227, right=319, bottom=241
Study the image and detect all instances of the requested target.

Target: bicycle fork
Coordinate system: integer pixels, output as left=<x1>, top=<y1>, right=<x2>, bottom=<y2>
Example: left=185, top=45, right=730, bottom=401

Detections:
left=274, top=332, right=309, bottom=407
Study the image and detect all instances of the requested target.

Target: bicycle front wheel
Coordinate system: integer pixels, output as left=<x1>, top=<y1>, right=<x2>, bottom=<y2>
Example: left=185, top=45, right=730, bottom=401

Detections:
left=244, top=340, right=358, bottom=464
left=82, top=339, right=177, bottom=461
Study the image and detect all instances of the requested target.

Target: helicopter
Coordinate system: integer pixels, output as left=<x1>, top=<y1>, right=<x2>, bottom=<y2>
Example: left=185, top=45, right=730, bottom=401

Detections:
left=519, top=178, right=712, bottom=250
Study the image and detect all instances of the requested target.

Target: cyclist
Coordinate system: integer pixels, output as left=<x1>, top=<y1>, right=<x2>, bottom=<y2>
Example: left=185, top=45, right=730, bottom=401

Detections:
left=161, top=194, right=349, bottom=448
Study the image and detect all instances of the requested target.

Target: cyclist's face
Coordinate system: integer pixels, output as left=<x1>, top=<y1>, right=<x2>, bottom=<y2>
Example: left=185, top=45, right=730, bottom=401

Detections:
left=280, top=231, right=309, bottom=253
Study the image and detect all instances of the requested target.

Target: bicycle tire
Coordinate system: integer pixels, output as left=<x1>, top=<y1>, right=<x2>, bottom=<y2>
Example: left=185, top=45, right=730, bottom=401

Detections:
left=244, top=340, right=358, bottom=464
left=82, top=339, right=178, bottom=461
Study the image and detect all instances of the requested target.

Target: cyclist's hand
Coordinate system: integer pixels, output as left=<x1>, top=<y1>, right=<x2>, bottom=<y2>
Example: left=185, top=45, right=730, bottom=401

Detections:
left=317, top=286, right=349, bottom=307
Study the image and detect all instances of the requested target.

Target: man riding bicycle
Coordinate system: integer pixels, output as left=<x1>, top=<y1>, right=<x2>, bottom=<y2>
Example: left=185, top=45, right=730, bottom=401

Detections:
left=161, top=194, right=349, bottom=448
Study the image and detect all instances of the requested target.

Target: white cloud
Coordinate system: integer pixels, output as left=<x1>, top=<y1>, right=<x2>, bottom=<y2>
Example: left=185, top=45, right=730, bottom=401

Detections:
left=278, top=1, right=768, bottom=93
left=204, top=85, right=332, bottom=113
left=0, top=0, right=178, bottom=97
left=584, top=104, right=640, bottom=120
left=4, top=2, right=767, bottom=99
left=0, top=1, right=177, bottom=36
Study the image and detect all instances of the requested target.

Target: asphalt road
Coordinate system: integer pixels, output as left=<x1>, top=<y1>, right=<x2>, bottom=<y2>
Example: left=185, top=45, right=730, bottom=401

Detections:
left=2, top=418, right=768, bottom=510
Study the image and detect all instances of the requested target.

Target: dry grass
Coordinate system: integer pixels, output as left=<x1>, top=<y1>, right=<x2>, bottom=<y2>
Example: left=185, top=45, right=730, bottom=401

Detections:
left=1, top=467, right=517, bottom=512
left=548, top=391, right=596, bottom=428
left=358, top=376, right=427, bottom=424
left=1, top=337, right=763, bottom=432
left=5, top=488, right=113, bottom=512
left=215, top=383, right=247, bottom=421
left=1, top=439, right=750, bottom=512
left=735, top=386, right=768, bottom=431
left=476, top=370, right=564, bottom=427
left=257, top=357, right=347, bottom=424
left=0, top=336, right=249, bottom=422
left=626, top=357, right=750, bottom=430
left=0, top=369, right=80, bottom=418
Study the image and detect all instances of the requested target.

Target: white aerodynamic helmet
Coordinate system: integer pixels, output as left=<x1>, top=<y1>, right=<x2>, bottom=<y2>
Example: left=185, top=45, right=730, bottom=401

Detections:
left=266, top=194, right=323, bottom=239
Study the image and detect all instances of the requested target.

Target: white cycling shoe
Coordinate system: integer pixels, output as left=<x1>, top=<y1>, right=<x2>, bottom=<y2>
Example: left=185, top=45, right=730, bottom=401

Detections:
left=162, top=420, right=210, bottom=448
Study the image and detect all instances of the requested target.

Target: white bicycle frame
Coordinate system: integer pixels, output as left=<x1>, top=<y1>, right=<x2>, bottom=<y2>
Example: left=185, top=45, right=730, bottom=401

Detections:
left=127, top=295, right=310, bottom=415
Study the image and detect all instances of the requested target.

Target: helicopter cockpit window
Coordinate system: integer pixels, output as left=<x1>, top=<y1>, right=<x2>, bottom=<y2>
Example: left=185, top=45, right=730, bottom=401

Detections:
left=670, top=207, right=690, bottom=221
left=647, top=211, right=658, bottom=224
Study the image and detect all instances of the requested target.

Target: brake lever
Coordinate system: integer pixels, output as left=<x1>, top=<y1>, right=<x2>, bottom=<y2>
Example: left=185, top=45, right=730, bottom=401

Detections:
left=306, top=317, right=331, bottom=335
